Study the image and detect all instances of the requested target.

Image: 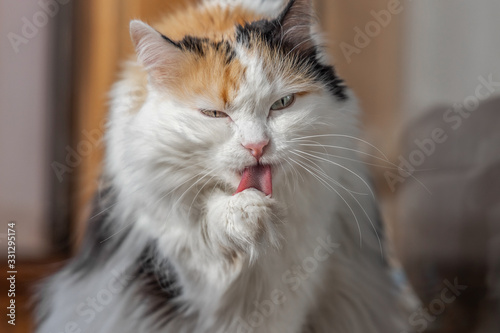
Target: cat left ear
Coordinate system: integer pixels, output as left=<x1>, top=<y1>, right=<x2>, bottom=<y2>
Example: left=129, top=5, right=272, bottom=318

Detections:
left=276, top=0, right=315, bottom=53
left=130, top=20, right=182, bottom=86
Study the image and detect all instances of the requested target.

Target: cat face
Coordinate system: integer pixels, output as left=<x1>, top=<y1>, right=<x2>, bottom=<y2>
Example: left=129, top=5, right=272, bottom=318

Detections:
left=122, top=0, right=349, bottom=198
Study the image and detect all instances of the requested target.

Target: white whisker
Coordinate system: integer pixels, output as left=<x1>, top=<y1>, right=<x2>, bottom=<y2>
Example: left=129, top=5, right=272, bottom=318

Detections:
left=290, top=150, right=369, bottom=196
left=289, top=158, right=363, bottom=247
left=294, top=149, right=375, bottom=199
left=297, top=145, right=432, bottom=194
left=291, top=134, right=390, bottom=161
left=164, top=167, right=220, bottom=222
left=187, top=174, right=218, bottom=219
left=99, top=170, right=210, bottom=244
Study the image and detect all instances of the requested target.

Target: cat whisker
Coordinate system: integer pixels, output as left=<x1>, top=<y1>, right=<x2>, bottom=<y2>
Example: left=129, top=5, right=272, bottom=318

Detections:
left=286, top=139, right=329, bottom=154
left=99, top=170, right=211, bottom=244
left=288, top=157, right=363, bottom=248
left=291, top=134, right=390, bottom=161
left=89, top=163, right=207, bottom=220
left=90, top=201, right=118, bottom=220
left=210, top=179, right=222, bottom=198
left=289, top=150, right=369, bottom=196
left=291, top=152, right=383, bottom=256
left=307, top=150, right=411, bottom=173
left=295, top=142, right=390, bottom=164
left=154, top=171, right=209, bottom=206
left=344, top=188, right=384, bottom=258
left=289, top=141, right=382, bottom=167
left=283, top=156, right=303, bottom=193
left=99, top=224, right=133, bottom=244
left=187, top=173, right=219, bottom=219
left=295, top=143, right=431, bottom=193
left=277, top=159, right=291, bottom=194
left=166, top=168, right=220, bottom=221
left=293, top=149, right=375, bottom=199
left=295, top=142, right=409, bottom=170
left=269, top=211, right=286, bottom=227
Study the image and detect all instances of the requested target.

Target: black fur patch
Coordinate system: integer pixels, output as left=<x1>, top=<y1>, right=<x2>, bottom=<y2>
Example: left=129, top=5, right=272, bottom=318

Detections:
left=133, top=242, right=183, bottom=328
left=178, top=36, right=209, bottom=56
left=77, top=183, right=183, bottom=326
left=235, top=14, right=348, bottom=101
left=163, top=34, right=237, bottom=65
left=68, top=185, right=131, bottom=278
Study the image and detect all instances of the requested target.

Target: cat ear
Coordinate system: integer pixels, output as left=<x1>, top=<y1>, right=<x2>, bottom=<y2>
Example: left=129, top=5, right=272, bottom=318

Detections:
left=276, top=0, right=315, bottom=53
left=129, top=20, right=182, bottom=85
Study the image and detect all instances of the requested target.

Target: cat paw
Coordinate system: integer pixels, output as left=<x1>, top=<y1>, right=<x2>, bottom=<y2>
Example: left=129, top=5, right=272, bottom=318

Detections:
left=227, top=189, right=275, bottom=235
left=205, top=189, right=283, bottom=258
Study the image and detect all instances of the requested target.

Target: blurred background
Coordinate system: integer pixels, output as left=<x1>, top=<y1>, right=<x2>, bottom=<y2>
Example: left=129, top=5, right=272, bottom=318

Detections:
left=1, top=0, right=499, bottom=332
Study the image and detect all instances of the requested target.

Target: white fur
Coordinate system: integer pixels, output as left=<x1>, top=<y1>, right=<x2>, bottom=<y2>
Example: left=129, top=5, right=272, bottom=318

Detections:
left=37, top=1, right=409, bottom=332
left=205, top=0, right=286, bottom=17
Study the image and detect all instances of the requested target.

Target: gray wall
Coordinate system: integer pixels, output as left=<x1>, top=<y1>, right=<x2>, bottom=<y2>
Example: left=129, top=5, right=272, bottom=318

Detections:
left=0, top=0, right=57, bottom=257
left=403, top=0, right=500, bottom=119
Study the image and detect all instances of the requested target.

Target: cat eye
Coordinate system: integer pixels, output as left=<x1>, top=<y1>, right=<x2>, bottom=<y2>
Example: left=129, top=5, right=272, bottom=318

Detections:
left=270, top=94, right=295, bottom=111
left=200, top=109, right=229, bottom=118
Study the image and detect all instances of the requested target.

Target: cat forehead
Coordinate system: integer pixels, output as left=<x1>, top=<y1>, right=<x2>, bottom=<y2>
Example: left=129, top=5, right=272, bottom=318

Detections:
left=163, top=36, right=322, bottom=111
left=165, top=42, right=307, bottom=111
left=165, top=37, right=246, bottom=109
left=149, top=5, right=258, bottom=109
left=149, top=2, right=346, bottom=108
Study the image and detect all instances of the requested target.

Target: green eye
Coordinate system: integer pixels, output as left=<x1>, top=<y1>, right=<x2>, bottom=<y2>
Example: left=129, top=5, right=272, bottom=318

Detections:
left=200, top=109, right=229, bottom=118
left=270, top=94, right=295, bottom=111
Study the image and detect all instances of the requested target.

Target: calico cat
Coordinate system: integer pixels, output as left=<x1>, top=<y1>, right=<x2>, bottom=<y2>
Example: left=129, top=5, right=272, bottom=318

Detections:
left=37, top=0, right=408, bottom=332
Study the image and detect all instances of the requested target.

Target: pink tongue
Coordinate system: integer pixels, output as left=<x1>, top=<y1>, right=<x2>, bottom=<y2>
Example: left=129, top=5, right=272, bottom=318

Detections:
left=235, top=165, right=272, bottom=196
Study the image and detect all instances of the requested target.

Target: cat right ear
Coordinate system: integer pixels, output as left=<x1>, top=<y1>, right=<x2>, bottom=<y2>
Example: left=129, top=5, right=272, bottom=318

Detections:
left=130, top=20, right=182, bottom=85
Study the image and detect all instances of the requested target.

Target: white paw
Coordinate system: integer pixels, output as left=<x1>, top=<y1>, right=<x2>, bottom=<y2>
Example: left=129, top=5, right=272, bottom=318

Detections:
left=206, top=189, right=283, bottom=258
left=229, top=188, right=273, bottom=224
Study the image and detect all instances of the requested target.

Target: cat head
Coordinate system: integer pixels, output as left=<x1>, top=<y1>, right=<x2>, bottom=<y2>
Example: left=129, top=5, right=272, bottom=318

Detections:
left=108, top=0, right=353, bottom=208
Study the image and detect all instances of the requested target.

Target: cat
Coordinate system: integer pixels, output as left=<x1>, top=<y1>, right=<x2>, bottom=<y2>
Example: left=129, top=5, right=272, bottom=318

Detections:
left=36, top=0, right=409, bottom=332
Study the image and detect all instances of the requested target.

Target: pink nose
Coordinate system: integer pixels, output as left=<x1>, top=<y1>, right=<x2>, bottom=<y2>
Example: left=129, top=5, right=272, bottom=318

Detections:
left=243, top=140, right=269, bottom=161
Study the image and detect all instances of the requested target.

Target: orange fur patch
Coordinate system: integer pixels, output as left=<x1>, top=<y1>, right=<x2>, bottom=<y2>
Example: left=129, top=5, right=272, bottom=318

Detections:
left=148, top=3, right=261, bottom=109
left=154, top=3, right=260, bottom=42
left=169, top=46, right=246, bottom=110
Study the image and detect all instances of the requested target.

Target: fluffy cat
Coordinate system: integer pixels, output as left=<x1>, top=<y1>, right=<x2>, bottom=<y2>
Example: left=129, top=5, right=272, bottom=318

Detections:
left=37, top=0, right=408, bottom=332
